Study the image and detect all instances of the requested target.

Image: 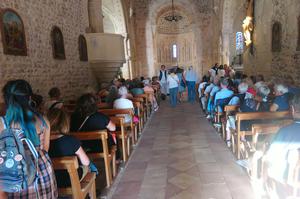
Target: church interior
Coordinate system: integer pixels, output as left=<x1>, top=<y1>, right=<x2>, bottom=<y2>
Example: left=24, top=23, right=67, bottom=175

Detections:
left=0, top=0, right=299, bottom=199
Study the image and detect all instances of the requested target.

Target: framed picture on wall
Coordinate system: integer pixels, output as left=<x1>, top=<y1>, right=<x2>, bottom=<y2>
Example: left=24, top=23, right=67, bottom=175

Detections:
left=0, top=8, right=27, bottom=56
left=51, top=26, right=66, bottom=59
left=78, top=34, right=88, bottom=61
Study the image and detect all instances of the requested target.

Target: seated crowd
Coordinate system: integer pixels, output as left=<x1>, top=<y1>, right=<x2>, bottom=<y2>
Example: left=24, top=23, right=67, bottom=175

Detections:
left=0, top=77, right=161, bottom=198
left=199, top=63, right=300, bottom=198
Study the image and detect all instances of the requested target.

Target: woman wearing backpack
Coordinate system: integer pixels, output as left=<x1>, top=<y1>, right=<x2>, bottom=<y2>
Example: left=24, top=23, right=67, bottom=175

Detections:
left=0, top=80, right=57, bottom=198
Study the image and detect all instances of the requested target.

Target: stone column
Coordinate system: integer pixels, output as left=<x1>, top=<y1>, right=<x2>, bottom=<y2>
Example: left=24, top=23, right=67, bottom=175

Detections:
left=88, top=0, right=104, bottom=33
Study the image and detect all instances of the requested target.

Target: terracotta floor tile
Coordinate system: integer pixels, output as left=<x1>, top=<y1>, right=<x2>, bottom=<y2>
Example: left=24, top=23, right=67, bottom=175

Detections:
left=110, top=102, right=254, bottom=199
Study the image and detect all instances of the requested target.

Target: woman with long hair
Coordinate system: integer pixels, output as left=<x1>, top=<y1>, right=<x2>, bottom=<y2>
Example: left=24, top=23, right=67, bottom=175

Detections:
left=0, top=79, right=57, bottom=198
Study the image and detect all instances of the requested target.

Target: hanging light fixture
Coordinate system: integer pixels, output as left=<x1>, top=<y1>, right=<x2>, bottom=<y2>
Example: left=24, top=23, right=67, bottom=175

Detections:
left=164, top=0, right=182, bottom=22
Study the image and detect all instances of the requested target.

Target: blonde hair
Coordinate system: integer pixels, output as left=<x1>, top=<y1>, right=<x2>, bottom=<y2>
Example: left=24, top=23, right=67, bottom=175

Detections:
left=47, top=108, right=70, bottom=134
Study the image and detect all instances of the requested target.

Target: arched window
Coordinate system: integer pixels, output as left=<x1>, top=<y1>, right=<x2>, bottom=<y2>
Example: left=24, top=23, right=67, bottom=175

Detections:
left=297, top=16, right=300, bottom=51
left=1, top=9, right=27, bottom=56
left=272, top=21, right=282, bottom=52
left=172, top=44, right=177, bottom=58
left=78, top=35, right=88, bottom=61
left=51, top=26, right=65, bottom=59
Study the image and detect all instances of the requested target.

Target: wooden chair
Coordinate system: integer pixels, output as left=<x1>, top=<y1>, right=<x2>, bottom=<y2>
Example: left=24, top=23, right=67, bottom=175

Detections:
left=234, top=111, right=292, bottom=159
left=99, top=109, right=138, bottom=143
left=97, top=102, right=111, bottom=109
left=70, top=130, right=116, bottom=187
left=52, top=156, right=96, bottom=199
left=110, top=116, right=132, bottom=162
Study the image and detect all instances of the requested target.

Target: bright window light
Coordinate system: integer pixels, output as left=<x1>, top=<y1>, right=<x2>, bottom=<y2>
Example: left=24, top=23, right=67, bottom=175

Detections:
left=172, top=44, right=177, bottom=58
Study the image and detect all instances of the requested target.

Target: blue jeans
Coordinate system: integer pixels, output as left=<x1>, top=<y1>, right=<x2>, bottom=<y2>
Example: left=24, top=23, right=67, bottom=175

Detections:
left=187, top=81, right=196, bottom=102
left=169, top=87, right=178, bottom=107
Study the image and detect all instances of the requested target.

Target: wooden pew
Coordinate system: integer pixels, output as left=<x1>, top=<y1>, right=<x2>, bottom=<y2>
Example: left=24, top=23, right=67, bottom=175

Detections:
left=51, top=156, right=96, bottom=199
left=136, top=94, right=151, bottom=119
left=99, top=109, right=138, bottom=144
left=222, top=105, right=239, bottom=140
left=110, top=116, right=132, bottom=163
left=250, top=121, right=293, bottom=179
left=287, top=149, right=300, bottom=197
left=133, top=101, right=143, bottom=134
left=132, top=97, right=146, bottom=126
left=70, top=130, right=116, bottom=187
left=234, top=111, right=292, bottom=159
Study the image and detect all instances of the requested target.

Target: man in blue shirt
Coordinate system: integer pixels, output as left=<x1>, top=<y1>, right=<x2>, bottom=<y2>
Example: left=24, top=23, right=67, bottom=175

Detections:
left=214, top=78, right=234, bottom=112
left=265, top=93, right=300, bottom=197
left=185, top=66, right=197, bottom=102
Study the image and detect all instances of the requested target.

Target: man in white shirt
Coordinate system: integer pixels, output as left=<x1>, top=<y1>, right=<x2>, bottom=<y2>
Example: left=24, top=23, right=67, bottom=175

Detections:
left=185, top=66, right=198, bottom=103
left=167, top=71, right=179, bottom=107
left=113, top=86, right=134, bottom=123
left=159, top=65, right=168, bottom=99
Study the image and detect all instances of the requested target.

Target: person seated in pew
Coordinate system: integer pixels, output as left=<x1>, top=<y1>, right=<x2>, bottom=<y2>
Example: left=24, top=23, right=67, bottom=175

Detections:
left=206, top=77, right=220, bottom=119
left=214, top=77, right=234, bottom=112
left=130, top=79, right=145, bottom=96
left=256, top=85, right=271, bottom=112
left=105, top=79, right=121, bottom=107
left=270, top=84, right=290, bottom=112
left=46, top=87, right=64, bottom=110
left=263, top=92, right=300, bottom=198
left=113, top=86, right=134, bottom=124
left=225, top=82, right=248, bottom=147
left=70, top=94, right=117, bottom=153
left=143, top=79, right=159, bottom=111
left=47, top=108, right=98, bottom=188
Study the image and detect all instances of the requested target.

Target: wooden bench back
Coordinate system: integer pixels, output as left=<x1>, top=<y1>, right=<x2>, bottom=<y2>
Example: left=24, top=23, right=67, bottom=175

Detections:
left=51, top=156, right=96, bottom=199
left=236, top=111, right=292, bottom=122
left=99, top=108, right=134, bottom=116
left=224, top=105, right=239, bottom=112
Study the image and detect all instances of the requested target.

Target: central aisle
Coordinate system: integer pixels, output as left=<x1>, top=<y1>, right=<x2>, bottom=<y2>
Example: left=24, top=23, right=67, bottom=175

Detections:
left=110, top=102, right=255, bottom=199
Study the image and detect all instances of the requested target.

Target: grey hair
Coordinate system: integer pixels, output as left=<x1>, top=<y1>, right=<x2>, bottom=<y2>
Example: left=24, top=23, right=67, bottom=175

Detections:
left=274, top=84, right=289, bottom=94
left=257, top=85, right=270, bottom=98
left=238, top=82, right=248, bottom=94
left=118, top=86, right=128, bottom=96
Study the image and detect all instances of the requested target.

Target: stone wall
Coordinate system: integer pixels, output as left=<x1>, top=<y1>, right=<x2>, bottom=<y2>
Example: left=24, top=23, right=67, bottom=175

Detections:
left=221, top=0, right=300, bottom=86
left=0, top=0, right=98, bottom=102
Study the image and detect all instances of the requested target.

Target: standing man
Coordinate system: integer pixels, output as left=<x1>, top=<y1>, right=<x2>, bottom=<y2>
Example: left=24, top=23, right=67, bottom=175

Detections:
left=159, top=65, right=168, bottom=100
left=185, top=66, right=198, bottom=103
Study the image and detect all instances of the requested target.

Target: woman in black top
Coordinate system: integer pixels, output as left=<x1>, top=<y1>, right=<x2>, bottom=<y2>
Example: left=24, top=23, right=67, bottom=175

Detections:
left=70, top=94, right=116, bottom=153
left=48, top=108, right=97, bottom=188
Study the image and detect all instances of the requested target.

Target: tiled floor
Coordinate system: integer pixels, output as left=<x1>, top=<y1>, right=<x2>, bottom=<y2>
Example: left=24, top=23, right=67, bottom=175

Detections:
left=110, top=102, right=256, bottom=199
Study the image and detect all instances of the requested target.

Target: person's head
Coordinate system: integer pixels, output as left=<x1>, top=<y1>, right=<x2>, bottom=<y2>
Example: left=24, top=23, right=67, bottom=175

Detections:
left=250, top=75, right=256, bottom=84
left=213, top=77, right=220, bottom=85
left=257, top=85, right=270, bottom=101
left=274, top=84, right=289, bottom=96
left=245, top=77, right=254, bottom=87
left=75, top=93, right=98, bottom=118
left=291, top=93, right=300, bottom=119
left=214, top=63, right=218, bottom=67
left=256, top=74, right=264, bottom=82
left=202, top=75, right=209, bottom=82
left=219, top=65, right=224, bottom=70
left=189, top=66, right=193, bottom=70
left=112, top=79, right=121, bottom=87
left=161, top=65, right=166, bottom=70
left=2, top=79, right=44, bottom=145
left=118, top=86, right=128, bottom=98
left=48, top=87, right=61, bottom=99
left=220, top=78, right=229, bottom=89
left=235, top=71, right=242, bottom=80
left=31, top=93, right=44, bottom=113
left=238, top=82, right=249, bottom=94
left=47, top=108, right=70, bottom=134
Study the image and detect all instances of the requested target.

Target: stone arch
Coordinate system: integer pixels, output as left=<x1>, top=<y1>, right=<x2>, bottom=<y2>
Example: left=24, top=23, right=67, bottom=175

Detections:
left=272, top=21, right=282, bottom=52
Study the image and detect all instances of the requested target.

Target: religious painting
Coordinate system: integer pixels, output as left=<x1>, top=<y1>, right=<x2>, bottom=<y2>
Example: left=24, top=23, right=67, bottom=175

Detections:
left=272, top=21, right=282, bottom=52
left=0, top=9, right=27, bottom=56
left=78, top=35, right=88, bottom=61
left=51, top=26, right=65, bottom=59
